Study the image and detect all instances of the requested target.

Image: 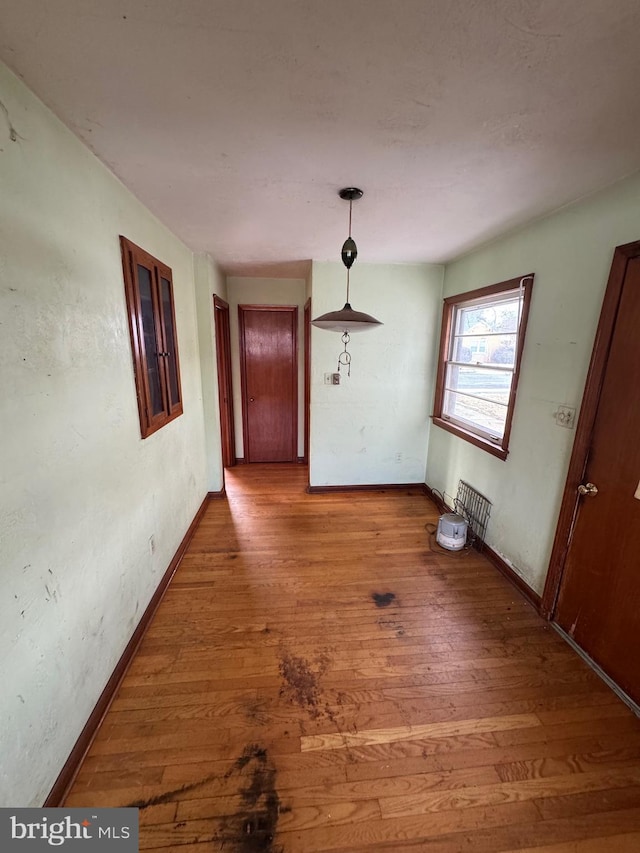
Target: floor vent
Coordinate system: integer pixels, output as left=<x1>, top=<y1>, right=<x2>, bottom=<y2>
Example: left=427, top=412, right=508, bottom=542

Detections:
left=454, top=480, right=491, bottom=549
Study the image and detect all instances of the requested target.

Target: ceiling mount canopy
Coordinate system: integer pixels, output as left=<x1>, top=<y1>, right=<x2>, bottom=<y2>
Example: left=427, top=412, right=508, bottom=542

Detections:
left=312, top=187, right=382, bottom=375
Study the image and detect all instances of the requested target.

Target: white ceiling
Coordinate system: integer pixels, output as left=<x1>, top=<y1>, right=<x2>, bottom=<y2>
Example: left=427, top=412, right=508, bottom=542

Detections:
left=2, top=0, right=640, bottom=275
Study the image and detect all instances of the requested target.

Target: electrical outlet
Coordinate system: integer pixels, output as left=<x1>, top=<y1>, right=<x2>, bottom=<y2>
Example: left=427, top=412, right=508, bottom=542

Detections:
left=555, top=405, right=576, bottom=429
left=395, top=452, right=403, bottom=462
left=332, top=373, right=340, bottom=385
left=324, top=373, right=333, bottom=385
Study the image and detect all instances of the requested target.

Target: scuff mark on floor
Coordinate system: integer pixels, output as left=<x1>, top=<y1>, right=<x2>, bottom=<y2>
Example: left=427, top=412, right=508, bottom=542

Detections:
left=127, top=772, right=218, bottom=810
left=377, top=616, right=405, bottom=637
left=243, top=697, right=270, bottom=725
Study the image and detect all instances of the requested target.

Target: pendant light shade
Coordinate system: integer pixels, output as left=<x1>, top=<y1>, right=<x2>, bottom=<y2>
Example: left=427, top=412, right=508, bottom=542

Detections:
left=311, top=303, right=382, bottom=333
left=312, top=187, right=382, bottom=375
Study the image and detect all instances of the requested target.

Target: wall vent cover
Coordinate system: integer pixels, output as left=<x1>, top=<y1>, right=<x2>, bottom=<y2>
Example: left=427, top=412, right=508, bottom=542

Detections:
left=454, top=480, right=492, bottom=549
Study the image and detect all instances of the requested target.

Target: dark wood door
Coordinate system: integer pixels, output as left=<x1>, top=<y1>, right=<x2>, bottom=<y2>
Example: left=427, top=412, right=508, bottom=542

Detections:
left=554, top=253, right=640, bottom=704
left=238, top=305, right=298, bottom=463
left=214, top=296, right=236, bottom=468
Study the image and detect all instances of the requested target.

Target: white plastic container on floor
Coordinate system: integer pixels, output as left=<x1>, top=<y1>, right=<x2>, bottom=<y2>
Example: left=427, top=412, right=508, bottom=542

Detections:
left=436, top=513, right=468, bottom=551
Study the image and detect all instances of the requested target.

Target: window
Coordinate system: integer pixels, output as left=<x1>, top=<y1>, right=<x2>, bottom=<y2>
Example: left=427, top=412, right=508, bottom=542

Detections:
left=120, top=236, right=183, bottom=438
left=432, top=274, right=534, bottom=460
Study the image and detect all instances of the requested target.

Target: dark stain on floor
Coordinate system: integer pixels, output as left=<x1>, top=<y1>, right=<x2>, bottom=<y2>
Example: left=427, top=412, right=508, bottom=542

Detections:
left=218, top=743, right=283, bottom=852
left=372, top=592, right=396, bottom=608
left=225, top=744, right=268, bottom=778
left=126, top=772, right=219, bottom=810
left=278, top=650, right=330, bottom=719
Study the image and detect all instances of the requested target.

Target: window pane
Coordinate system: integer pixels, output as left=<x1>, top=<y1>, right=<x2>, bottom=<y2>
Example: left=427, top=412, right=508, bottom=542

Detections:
left=137, top=264, right=164, bottom=417
left=457, top=298, right=520, bottom=335
left=452, top=332, right=516, bottom=367
left=444, top=390, right=508, bottom=439
left=446, top=365, right=512, bottom=405
left=453, top=335, right=487, bottom=363
left=160, top=277, right=180, bottom=407
left=485, top=334, right=516, bottom=368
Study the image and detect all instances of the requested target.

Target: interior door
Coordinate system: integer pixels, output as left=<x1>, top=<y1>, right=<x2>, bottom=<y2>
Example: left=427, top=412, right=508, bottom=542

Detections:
left=553, top=251, right=640, bottom=704
left=238, top=305, right=298, bottom=463
left=214, top=296, right=236, bottom=468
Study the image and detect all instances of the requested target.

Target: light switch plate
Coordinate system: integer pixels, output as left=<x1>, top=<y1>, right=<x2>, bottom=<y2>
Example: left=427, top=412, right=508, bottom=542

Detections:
left=324, top=372, right=341, bottom=385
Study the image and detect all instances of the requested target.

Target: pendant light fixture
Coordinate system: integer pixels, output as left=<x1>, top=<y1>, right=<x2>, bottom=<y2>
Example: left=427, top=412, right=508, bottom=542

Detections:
left=312, top=187, right=382, bottom=375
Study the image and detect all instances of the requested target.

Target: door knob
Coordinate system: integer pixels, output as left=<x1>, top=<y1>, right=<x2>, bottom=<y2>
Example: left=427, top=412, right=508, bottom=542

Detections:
left=577, top=482, right=598, bottom=496
left=249, top=397, right=255, bottom=402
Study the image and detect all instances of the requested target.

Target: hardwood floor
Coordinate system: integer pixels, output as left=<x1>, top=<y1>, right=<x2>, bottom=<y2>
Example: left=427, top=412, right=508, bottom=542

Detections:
left=64, top=464, right=640, bottom=851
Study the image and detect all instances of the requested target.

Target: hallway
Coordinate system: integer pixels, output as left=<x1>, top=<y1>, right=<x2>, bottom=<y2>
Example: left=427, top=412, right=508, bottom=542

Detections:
left=64, top=465, right=640, bottom=851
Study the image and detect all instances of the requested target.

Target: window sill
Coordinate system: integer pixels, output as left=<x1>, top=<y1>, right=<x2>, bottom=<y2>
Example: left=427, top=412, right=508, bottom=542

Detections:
left=140, top=407, right=183, bottom=440
left=432, top=416, right=509, bottom=461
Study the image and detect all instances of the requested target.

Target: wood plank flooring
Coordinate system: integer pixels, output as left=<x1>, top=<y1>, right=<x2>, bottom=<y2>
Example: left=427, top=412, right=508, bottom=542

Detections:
left=64, top=464, right=640, bottom=851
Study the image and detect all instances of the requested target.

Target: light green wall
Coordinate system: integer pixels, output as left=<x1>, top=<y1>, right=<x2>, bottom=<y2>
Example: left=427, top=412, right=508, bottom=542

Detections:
left=194, top=253, right=226, bottom=490
left=310, top=261, right=444, bottom=486
left=5, top=39, right=640, bottom=810
left=0, top=62, right=211, bottom=805
left=226, top=276, right=307, bottom=458
left=427, top=172, right=640, bottom=593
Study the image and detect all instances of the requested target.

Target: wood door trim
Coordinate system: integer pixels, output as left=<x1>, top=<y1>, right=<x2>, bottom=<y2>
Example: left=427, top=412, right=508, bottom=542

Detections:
left=304, top=298, right=311, bottom=466
left=541, top=239, right=640, bottom=619
left=214, top=296, right=236, bottom=468
left=238, top=304, right=298, bottom=463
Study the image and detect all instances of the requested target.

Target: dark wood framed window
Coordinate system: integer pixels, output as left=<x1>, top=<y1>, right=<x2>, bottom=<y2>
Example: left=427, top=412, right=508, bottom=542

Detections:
left=432, top=274, right=534, bottom=460
left=120, top=236, right=183, bottom=438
